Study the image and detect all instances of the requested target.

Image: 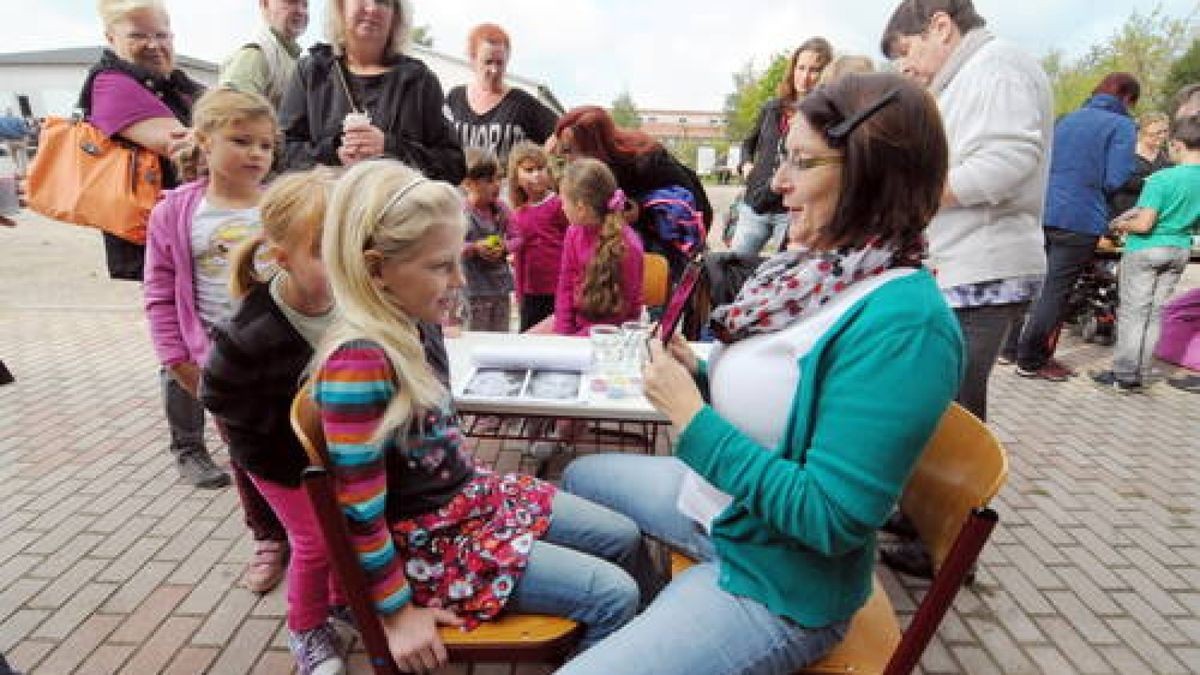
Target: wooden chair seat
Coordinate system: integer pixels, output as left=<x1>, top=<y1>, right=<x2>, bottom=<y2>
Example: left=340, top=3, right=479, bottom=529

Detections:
left=290, top=389, right=582, bottom=673
left=643, top=252, right=670, bottom=308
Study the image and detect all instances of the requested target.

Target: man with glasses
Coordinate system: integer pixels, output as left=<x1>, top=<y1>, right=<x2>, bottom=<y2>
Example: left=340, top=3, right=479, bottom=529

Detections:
left=877, top=0, right=1052, bottom=578
left=220, top=0, right=309, bottom=109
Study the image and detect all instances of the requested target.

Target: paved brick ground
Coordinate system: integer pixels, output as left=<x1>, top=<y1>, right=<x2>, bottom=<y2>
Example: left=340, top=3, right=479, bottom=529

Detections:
left=2, top=215, right=1198, bottom=674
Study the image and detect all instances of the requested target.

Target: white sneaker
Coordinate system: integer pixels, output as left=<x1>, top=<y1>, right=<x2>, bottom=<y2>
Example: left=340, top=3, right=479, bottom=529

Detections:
left=288, top=622, right=346, bottom=675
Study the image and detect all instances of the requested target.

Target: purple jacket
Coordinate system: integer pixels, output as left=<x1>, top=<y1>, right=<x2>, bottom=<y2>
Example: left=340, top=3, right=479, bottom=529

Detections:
left=144, top=180, right=209, bottom=367
left=554, top=223, right=645, bottom=336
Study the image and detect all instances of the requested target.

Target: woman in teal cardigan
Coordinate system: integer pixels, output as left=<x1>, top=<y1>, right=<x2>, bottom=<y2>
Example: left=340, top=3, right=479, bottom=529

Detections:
left=558, top=72, right=965, bottom=674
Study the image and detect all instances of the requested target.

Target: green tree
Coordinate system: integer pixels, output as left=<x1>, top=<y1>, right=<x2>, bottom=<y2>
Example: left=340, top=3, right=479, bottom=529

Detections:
left=412, top=25, right=434, bottom=48
left=610, top=90, right=641, bottom=129
left=724, top=52, right=790, bottom=141
left=1164, top=38, right=1200, bottom=110
left=1044, top=5, right=1198, bottom=116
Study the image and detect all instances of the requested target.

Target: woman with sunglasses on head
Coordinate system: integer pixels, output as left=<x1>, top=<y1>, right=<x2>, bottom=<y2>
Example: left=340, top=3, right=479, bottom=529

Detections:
left=278, top=0, right=464, bottom=182
left=558, top=73, right=965, bottom=675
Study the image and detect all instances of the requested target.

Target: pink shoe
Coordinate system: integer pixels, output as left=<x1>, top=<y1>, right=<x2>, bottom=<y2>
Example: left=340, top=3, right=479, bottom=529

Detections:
left=242, top=540, right=288, bottom=593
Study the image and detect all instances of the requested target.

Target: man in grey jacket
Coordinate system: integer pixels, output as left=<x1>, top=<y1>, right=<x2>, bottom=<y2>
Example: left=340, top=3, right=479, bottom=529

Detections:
left=877, top=0, right=1052, bottom=579
left=219, top=0, right=309, bottom=109
left=881, top=0, right=1052, bottom=421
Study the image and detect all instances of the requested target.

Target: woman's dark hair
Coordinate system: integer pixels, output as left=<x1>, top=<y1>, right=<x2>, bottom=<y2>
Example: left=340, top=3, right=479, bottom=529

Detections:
left=880, top=0, right=986, bottom=58
left=777, top=37, right=834, bottom=101
left=1093, top=72, right=1141, bottom=107
left=553, top=106, right=661, bottom=165
left=797, top=72, right=948, bottom=251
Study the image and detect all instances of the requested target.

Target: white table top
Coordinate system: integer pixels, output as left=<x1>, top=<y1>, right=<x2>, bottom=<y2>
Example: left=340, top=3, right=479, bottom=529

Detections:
left=447, top=331, right=709, bottom=422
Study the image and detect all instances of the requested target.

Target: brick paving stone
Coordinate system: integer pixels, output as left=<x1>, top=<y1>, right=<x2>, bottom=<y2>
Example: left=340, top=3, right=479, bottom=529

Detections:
left=1112, top=567, right=1189, bottom=617
left=22, top=516, right=94, bottom=559
left=31, top=582, right=115, bottom=641
left=995, top=543, right=1065, bottom=590
left=118, top=616, right=203, bottom=675
left=964, top=617, right=1039, bottom=674
left=1034, top=617, right=1113, bottom=674
left=27, top=558, right=106, bottom=610
left=156, top=517, right=221, bottom=564
left=24, top=534, right=103, bottom=582
left=1105, top=617, right=1189, bottom=673
left=986, top=565, right=1054, bottom=616
left=89, top=516, right=156, bottom=559
left=6, top=639, right=55, bottom=673
left=948, top=646, right=1003, bottom=675
left=249, top=649, right=296, bottom=674
left=0, top=556, right=44, bottom=593
left=1059, top=545, right=1127, bottom=591
left=176, top=563, right=240, bottom=616
left=160, top=646, right=220, bottom=675
left=33, top=614, right=121, bottom=675
left=0, top=580, right=48, bottom=624
left=1173, top=648, right=1200, bottom=672
left=96, top=537, right=166, bottom=584
left=1112, top=592, right=1190, bottom=646
left=75, top=644, right=135, bottom=675
left=100, top=561, right=176, bottom=614
left=1053, top=567, right=1123, bottom=617
left=205, top=618, right=278, bottom=675
left=0, top=609, right=50, bottom=653
left=191, top=587, right=261, bottom=646
left=978, top=589, right=1045, bottom=644
left=1025, top=645, right=1077, bottom=674
left=109, top=585, right=192, bottom=644
left=165, top=536, right=234, bottom=585
left=918, top=636, right=961, bottom=673
left=0, top=533, right=39, bottom=567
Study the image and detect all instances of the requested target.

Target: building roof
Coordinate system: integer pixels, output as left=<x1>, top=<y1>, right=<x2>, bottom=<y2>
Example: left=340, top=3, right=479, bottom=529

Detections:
left=0, top=46, right=217, bottom=72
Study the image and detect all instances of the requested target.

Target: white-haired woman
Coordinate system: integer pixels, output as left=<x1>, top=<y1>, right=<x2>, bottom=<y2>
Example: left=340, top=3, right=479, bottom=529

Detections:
left=279, top=0, right=464, bottom=182
left=88, top=0, right=202, bottom=280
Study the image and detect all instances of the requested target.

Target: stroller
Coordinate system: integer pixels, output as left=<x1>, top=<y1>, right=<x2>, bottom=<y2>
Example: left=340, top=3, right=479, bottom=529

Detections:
left=1065, top=254, right=1119, bottom=345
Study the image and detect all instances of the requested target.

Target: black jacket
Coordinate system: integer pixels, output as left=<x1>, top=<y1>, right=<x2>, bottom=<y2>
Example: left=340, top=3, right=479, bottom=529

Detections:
left=740, top=98, right=787, bottom=214
left=279, top=44, right=465, bottom=183
left=200, top=282, right=315, bottom=486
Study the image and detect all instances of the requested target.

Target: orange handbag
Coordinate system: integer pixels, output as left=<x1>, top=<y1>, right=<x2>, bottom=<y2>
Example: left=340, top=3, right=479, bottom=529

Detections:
left=26, top=115, right=162, bottom=245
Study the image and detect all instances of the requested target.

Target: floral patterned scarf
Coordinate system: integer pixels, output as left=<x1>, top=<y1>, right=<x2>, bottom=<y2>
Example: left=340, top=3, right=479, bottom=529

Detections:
left=710, top=238, right=922, bottom=344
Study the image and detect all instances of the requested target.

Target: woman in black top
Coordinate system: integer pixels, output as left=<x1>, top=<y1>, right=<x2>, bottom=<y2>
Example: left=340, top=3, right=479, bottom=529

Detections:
left=446, top=23, right=559, bottom=165
left=278, top=0, right=464, bottom=182
left=1108, top=111, right=1172, bottom=219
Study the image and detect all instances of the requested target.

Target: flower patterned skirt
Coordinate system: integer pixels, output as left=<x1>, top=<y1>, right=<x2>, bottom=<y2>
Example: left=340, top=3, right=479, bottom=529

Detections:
left=390, top=470, right=556, bottom=628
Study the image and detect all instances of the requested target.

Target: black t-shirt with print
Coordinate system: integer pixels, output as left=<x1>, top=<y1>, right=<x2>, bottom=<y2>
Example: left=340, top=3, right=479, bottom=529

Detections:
left=446, top=86, right=558, bottom=163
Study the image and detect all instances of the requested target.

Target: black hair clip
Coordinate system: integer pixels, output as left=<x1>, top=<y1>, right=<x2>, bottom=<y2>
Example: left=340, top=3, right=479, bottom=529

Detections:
left=826, top=88, right=902, bottom=141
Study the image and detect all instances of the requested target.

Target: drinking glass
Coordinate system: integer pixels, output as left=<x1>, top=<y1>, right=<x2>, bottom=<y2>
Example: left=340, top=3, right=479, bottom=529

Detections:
left=620, top=320, right=650, bottom=371
left=589, top=325, right=623, bottom=376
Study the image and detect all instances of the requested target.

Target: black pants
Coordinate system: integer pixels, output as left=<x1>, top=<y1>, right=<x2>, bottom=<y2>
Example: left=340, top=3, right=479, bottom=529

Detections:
left=953, top=303, right=1027, bottom=421
left=102, top=232, right=145, bottom=281
left=1017, top=228, right=1098, bottom=371
left=519, top=294, right=555, bottom=332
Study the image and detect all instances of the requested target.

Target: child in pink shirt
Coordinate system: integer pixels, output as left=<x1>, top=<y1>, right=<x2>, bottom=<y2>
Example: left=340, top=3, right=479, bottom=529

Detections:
left=507, top=142, right=569, bottom=330
left=554, top=158, right=645, bottom=336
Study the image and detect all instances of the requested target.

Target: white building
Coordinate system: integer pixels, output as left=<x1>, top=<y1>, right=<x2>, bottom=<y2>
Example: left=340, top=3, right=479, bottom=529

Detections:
left=0, top=45, right=561, bottom=119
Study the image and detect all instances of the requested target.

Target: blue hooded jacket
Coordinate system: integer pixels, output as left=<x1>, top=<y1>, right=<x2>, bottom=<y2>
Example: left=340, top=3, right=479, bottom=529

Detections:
left=1044, top=94, right=1136, bottom=236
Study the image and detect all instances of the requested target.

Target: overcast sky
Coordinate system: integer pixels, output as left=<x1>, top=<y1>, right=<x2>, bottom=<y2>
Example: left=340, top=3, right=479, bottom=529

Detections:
left=3, top=0, right=1197, bottom=111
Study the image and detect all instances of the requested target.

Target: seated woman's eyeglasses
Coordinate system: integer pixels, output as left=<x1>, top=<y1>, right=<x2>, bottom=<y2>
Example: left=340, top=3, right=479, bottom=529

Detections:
left=776, top=147, right=844, bottom=171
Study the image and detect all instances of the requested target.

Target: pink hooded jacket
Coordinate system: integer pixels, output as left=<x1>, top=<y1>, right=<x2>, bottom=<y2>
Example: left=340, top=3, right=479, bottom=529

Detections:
left=143, top=180, right=210, bottom=367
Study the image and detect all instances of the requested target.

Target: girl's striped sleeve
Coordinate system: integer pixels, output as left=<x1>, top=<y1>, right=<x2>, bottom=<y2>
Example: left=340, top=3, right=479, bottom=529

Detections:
left=313, top=340, right=412, bottom=616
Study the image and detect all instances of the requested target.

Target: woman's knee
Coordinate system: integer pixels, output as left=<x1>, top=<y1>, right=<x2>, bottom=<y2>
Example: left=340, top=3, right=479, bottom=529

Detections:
left=588, top=562, right=640, bottom=630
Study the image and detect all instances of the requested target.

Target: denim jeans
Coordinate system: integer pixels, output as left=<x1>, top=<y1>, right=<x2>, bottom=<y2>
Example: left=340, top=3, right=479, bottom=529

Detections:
left=557, top=455, right=848, bottom=674
left=1112, top=246, right=1190, bottom=382
left=160, top=369, right=206, bottom=458
left=954, top=303, right=1027, bottom=422
left=730, top=203, right=789, bottom=256
left=508, top=490, right=647, bottom=649
left=1017, top=228, right=1099, bottom=371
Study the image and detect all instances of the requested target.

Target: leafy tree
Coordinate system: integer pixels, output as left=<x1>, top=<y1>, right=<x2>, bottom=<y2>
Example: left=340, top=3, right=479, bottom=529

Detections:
left=412, top=25, right=434, bottom=48
left=724, top=52, right=790, bottom=141
left=610, top=90, right=641, bottom=129
left=1164, top=38, right=1200, bottom=110
left=1044, top=5, right=1198, bottom=116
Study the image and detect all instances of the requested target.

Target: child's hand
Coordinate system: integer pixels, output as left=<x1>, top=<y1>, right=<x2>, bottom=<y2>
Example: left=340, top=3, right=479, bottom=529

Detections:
left=381, top=604, right=463, bottom=673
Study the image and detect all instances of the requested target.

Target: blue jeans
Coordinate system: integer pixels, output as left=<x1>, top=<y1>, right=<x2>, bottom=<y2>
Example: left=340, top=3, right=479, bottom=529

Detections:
left=1112, top=246, right=1190, bottom=382
left=1017, top=228, right=1099, bottom=370
left=508, top=491, right=648, bottom=648
left=730, top=203, right=789, bottom=256
left=557, top=455, right=848, bottom=675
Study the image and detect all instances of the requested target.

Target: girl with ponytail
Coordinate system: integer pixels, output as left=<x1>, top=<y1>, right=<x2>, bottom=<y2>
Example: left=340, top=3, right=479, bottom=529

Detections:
left=309, top=159, right=652, bottom=671
left=554, top=158, right=645, bottom=335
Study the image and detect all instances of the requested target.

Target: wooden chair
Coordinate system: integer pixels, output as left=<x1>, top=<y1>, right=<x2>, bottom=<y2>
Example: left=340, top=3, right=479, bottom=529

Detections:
left=671, top=402, right=1008, bottom=675
left=643, top=252, right=671, bottom=308
left=289, top=390, right=582, bottom=675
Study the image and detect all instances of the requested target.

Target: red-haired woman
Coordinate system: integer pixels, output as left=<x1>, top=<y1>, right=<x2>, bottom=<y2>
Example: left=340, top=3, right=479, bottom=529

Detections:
left=446, top=23, right=559, bottom=164
left=552, top=106, right=713, bottom=267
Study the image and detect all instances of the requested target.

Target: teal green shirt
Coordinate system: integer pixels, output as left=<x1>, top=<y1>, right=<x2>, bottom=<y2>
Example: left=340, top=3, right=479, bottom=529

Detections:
left=1126, top=163, right=1200, bottom=252
left=676, top=271, right=964, bottom=627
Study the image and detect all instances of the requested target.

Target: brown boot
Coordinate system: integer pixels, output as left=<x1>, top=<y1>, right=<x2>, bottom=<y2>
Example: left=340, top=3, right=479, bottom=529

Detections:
left=242, top=540, right=288, bottom=593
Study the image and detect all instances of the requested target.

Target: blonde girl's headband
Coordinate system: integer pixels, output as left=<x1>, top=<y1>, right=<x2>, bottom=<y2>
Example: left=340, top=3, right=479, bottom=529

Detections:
left=382, top=177, right=430, bottom=214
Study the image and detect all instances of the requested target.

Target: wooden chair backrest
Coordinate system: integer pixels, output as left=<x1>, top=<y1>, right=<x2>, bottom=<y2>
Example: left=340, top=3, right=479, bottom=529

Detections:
left=643, top=252, right=670, bottom=307
left=899, top=402, right=1009, bottom=573
left=291, top=385, right=327, bottom=468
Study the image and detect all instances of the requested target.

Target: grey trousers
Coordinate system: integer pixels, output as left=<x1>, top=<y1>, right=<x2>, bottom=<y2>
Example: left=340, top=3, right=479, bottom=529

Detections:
left=160, top=369, right=207, bottom=458
left=1112, top=247, right=1190, bottom=382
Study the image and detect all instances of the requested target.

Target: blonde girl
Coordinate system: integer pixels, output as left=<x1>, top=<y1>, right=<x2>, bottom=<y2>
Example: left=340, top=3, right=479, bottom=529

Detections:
left=506, top=141, right=570, bottom=330
left=311, top=159, right=651, bottom=671
left=553, top=158, right=645, bottom=335
left=200, top=168, right=348, bottom=675
left=143, top=87, right=274, bottom=493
